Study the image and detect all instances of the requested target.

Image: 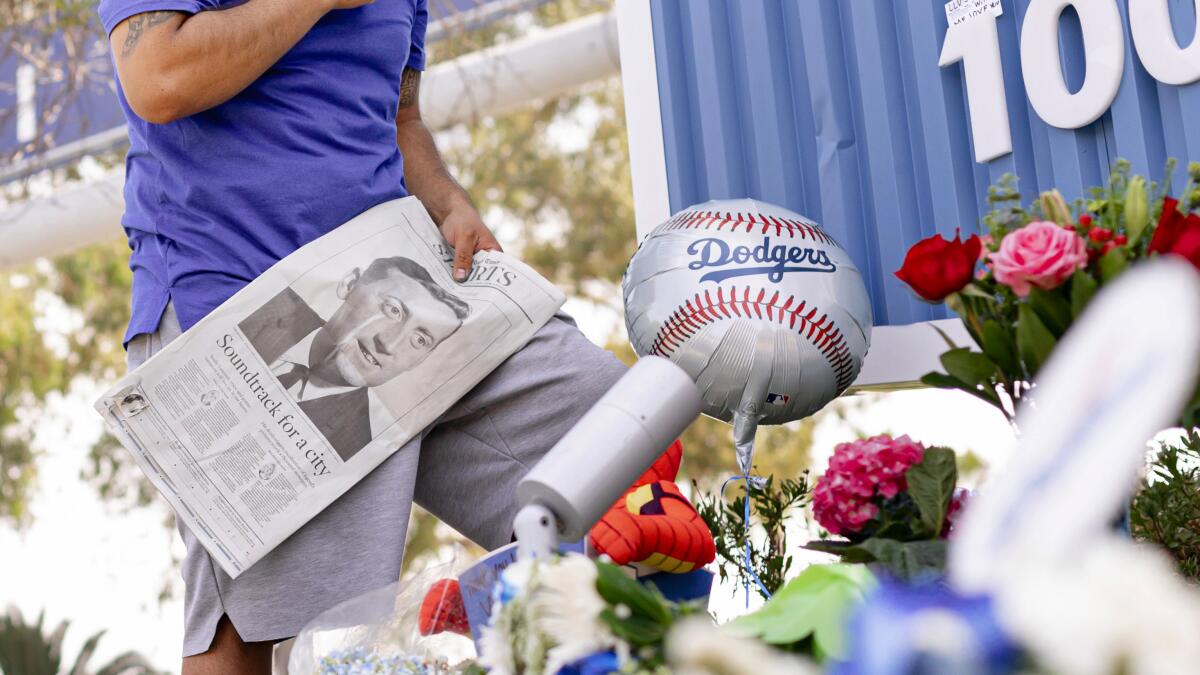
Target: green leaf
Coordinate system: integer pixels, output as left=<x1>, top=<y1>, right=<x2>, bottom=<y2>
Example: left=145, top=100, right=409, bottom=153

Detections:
left=1027, top=287, right=1072, bottom=337
left=905, top=447, right=958, bottom=537
left=1069, top=269, right=1098, bottom=318
left=802, top=540, right=877, bottom=564
left=1098, top=247, right=1129, bottom=283
left=599, top=609, right=666, bottom=648
left=939, top=348, right=998, bottom=387
left=979, top=319, right=1019, bottom=375
left=957, top=283, right=995, bottom=301
left=1016, top=304, right=1056, bottom=378
left=594, top=561, right=671, bottom=625
left=1124, top=175, right=1150, bottom=245
left=919, top=372, right=1002, bottom=409
left=729, top=564, right=876, bottom=662
left=857, top=539, right=949, bottom=582
left=929, top=323, right=961, bottom=351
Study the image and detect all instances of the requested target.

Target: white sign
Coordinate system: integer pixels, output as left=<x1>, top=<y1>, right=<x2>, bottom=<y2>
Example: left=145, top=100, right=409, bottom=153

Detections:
left=944, top=0, right=1003, bottom=27
left=940, top=0, right=1200, bottom=163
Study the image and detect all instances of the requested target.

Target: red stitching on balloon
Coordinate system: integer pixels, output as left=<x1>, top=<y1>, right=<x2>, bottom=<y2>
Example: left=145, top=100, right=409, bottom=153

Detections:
left=660, top=209, right=837, bottom=245
left=649, top=285, right=856, bottom=391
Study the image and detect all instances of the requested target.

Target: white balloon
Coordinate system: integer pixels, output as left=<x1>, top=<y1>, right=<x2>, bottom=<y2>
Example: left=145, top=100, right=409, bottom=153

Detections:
left=622, top=199, right=873, bottom=433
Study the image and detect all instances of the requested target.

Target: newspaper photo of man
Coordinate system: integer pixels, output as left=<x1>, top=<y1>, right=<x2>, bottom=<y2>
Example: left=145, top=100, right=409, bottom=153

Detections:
left=238, top=256, right=470, bottom=462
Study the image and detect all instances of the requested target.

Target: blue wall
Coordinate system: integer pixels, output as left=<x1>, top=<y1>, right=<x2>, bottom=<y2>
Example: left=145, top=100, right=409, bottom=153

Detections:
left=649, top=0, right=1200, bottom=326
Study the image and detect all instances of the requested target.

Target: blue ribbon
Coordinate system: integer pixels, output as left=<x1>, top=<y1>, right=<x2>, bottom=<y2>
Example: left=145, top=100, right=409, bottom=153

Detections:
left=720, top=473, right=773, bottom=606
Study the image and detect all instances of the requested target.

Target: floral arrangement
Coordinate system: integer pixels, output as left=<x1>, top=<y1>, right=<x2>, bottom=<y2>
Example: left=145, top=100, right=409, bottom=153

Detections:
left=894, top=161, right=1200, bottom=425
left=478, top=555, right=622, bottom=675
left=805, top=435, right=966, bottom=581
left=477, top=553, right=814, bottom=675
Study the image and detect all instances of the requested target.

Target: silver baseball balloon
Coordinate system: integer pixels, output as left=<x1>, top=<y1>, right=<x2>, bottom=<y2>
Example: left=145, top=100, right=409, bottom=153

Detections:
left=623, top=199, right=872, bottom=474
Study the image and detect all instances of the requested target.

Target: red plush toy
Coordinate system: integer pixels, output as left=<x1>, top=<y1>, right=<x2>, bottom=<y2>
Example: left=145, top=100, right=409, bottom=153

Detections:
left=588, top=439, right=715, bottom=573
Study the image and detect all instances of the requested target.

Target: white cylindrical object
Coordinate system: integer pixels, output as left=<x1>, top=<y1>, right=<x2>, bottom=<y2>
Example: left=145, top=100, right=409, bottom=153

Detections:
left=516, top=356, right=701, bottom=542
left=421, top=11, right=619, bottom=129
left=0, top=170, right=126, bottom=269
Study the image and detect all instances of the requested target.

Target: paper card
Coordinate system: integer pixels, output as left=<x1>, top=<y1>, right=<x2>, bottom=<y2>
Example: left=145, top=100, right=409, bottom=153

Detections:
left=945, top=0, right=1003, bottom=27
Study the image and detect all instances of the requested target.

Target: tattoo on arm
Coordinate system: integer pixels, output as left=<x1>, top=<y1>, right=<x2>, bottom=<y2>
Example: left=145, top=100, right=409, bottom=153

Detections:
left=399, top=68, right=421, bottom=108
left=120, top=11, right=180, bottom=58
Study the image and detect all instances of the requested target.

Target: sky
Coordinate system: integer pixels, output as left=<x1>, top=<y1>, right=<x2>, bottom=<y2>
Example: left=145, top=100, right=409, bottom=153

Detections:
left=0, top=294, right=1017, bottom=672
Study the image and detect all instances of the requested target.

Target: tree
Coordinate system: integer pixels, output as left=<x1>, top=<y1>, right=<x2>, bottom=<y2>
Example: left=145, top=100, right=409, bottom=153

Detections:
left=0, top=0, right=115, bottom=177
left=0, top=238, right=133, bottom=527
left=0, top=605, right=160, bottom=675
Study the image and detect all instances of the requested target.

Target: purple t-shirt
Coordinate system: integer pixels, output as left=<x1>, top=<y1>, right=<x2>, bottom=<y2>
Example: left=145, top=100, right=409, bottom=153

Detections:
left=98, top=0, right=427, bottom=345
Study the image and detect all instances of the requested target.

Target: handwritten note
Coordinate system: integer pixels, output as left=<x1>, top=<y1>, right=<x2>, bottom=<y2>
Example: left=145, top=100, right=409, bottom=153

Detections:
left=945, top=0, right=1003, bottom=27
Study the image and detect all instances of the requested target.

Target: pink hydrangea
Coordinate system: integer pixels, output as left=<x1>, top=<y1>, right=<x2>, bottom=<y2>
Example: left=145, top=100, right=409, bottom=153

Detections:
left=811, top=434, right=926, bottom=536
left=989, top=220, right=1087, bottom=297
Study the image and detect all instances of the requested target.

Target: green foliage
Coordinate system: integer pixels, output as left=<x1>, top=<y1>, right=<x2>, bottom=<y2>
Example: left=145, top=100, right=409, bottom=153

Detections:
left=1014, top=304, right=1054, bottom=380
left=728, top=563, right=876, bottom=662
left=594, top=561, right=704, bottom=669
left=1068, top=269, right=1097, bottom=318
left=804, top=539, right=947, bottom=583
left=905, top=447, right=957, bottom=537
left=0, top=239, right=135, bottom=527
left=695, top=474, right=810, bottom=600
left=0, top=606, right=160, bottom=675
left=1131, top=430, right=1200, bottom=582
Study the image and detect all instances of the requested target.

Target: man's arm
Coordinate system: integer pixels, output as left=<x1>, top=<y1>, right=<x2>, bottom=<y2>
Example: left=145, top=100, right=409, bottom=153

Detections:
left=395, top=67, right=501, bottom=281
left=109, top=0, right=370, bottom=125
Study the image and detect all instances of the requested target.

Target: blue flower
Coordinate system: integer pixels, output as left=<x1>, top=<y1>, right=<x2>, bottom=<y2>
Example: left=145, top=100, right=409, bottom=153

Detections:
left=556, top=650, right=620, bottom=675
left=832, top=577, right=1019, bottom=675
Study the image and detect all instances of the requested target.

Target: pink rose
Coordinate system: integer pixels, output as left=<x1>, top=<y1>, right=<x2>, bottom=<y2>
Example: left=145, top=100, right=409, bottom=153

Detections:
left=989, top=221, right=1087, bottom=297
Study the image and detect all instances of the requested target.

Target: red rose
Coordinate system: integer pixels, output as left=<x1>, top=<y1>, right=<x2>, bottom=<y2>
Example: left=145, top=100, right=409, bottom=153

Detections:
left=1148, top=197, right=1200, bottom=269
left=894, top=232, right=982, bottom=302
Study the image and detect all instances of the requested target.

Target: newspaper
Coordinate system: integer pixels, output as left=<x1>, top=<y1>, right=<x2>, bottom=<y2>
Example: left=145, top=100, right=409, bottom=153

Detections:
left=94, top=197, right=565, bottom=578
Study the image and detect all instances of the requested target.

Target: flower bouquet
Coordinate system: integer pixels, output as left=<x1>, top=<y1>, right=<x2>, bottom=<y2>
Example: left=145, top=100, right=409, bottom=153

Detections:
left=803, top=435, right=966, bottom=581
left=478, top=554, right=816, bottom=675
left=895, top=161, right=1200, bottom=425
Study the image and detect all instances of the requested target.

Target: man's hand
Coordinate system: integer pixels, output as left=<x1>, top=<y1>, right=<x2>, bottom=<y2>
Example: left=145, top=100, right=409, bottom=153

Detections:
left=394, top=66, right=499, bottom=280
left=439, top=205, right=502, bottom=281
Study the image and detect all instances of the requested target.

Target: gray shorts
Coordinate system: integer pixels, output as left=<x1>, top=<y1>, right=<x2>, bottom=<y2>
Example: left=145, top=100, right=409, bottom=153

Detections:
left=126, top=303, right=625, bottom=657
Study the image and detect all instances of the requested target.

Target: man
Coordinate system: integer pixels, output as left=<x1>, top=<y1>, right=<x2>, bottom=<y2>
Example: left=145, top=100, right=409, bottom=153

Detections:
left=101, top=0, right=627, bottom=672
left=239, top=256, right=471, bottom=461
